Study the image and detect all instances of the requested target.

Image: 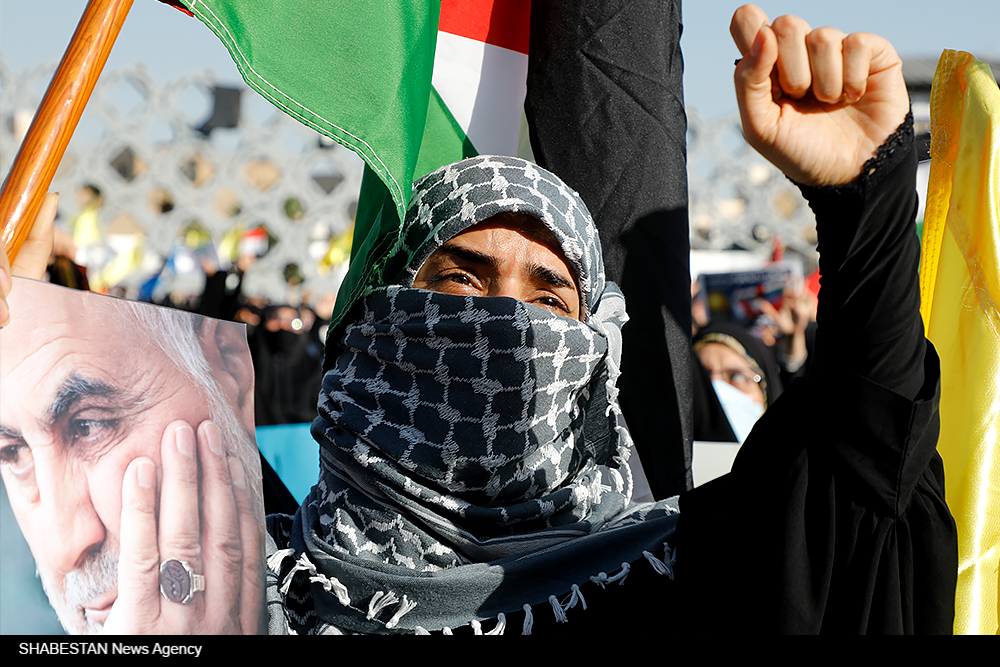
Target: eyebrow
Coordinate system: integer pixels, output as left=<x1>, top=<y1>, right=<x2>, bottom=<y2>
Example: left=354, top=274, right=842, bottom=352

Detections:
left=435, top=244, right=499, bottom=269
left=44, top=374, right=122, bottom=429
left=529, top=264, right=575, bottom=291
left=436, top=243, right=576, bottom=291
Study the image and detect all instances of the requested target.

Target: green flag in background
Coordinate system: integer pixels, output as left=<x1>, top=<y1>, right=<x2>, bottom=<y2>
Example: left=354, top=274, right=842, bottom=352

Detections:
left=179, top=0, right=531, bottom=344
left=181, top=0, right=438, bottom=217
left=178, top=0, right=441, bottom=333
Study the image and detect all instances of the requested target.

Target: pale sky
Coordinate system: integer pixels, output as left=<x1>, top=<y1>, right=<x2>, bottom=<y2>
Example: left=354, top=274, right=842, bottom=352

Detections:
left=1, top=1, right=997, bottom=122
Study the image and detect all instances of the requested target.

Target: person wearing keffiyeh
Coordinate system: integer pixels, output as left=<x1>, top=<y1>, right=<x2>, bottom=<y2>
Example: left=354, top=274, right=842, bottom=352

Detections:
left=0, top=6, right=957, bottom=636
left=262, top=7, right=957, bottom=634
left=264, top=154, right=681, bottom=634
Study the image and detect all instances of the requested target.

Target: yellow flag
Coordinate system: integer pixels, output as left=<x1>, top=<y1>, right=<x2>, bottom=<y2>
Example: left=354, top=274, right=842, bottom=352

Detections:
left=320, top=224, right=354, bottom=275
left=218, top=224, right=245, bottom=264
left=920, top=50, right=1000, bottom=635
left=71, top=202, right=103, bottom=248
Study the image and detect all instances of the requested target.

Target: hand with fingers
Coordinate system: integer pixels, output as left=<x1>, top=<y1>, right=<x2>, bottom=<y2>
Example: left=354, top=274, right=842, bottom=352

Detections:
left=756, top=287, right=816, bottom=369
left=103, top=420, right=265, bottom=635
left=730, top=4, right=910, bottom=186
left=1, top=192, right=59, bottom=328
left=757, top=286, right=815, bottom=338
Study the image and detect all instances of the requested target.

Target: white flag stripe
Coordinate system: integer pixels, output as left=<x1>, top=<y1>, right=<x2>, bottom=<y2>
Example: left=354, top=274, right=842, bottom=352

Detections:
left=432, top=31, right=528, bottom=157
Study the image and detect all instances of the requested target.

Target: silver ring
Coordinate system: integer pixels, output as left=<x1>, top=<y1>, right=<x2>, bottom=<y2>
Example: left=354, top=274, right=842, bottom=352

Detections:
left=159, top=559, right=205, bottom=604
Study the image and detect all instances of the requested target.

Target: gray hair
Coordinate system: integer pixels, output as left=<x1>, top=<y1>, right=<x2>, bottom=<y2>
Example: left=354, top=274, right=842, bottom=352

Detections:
left=116, top=301, right=262, bottom=498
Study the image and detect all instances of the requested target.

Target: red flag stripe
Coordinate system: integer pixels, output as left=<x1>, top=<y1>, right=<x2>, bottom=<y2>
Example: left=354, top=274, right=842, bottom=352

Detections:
left=438, top=0, right=530, bottom=55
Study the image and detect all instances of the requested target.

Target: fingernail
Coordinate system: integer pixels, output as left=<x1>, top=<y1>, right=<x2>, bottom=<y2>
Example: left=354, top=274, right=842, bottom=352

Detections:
left=201, top=421, right=224, bottom=457
left=175, top=424, right=196, bottom=458
left=137, top=459, right=155, bottom=489
left=229, top=458, right=246, bottom=490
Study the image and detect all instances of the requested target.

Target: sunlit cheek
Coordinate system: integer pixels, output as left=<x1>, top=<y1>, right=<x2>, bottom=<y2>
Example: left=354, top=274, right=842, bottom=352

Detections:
left=86, top=444, right=147, bottom=541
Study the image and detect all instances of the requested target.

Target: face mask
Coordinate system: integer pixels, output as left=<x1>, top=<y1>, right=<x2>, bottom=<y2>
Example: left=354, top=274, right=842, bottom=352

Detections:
left=711, top=379, right=765, bottom=444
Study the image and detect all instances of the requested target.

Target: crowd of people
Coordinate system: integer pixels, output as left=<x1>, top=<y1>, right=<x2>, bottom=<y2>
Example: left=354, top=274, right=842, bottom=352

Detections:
left=692, top=278, right=817, bottom=443
left=26, top=228, right=332, bottom=430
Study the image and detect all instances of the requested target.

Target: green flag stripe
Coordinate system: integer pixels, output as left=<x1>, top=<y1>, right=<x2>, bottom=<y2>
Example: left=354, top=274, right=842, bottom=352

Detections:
left=184, top=1, right=404, bottom=210
left=328, top=85, right=476, bottom=342
left=181, top=0, right=440, bottom=223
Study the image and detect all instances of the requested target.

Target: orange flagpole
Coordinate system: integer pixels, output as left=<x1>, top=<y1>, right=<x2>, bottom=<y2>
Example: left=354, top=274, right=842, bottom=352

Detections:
left=0, top=0, right=135, bottom=263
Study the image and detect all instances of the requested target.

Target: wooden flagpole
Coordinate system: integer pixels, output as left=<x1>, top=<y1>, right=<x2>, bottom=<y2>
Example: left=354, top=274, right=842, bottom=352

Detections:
left=0, top=0, right=135, bottom=263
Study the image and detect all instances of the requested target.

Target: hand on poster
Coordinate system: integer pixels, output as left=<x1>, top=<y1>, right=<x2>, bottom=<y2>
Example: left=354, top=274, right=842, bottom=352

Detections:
left=730, top=5, right=910, bottom=186
left=1, top=278, right=265, bottom=635
left=105, top=420, right=265, bottom=635
left=0, top=192, right=59, bottom=327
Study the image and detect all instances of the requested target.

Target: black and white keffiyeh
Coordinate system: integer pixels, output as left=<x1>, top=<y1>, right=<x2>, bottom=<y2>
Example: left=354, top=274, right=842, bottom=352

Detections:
left=266, top=156, right=679, bottom=634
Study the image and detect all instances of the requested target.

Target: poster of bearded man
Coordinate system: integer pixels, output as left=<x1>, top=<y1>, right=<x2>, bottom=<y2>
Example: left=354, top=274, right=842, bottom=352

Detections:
left=0, top=278, right=265, bottom=635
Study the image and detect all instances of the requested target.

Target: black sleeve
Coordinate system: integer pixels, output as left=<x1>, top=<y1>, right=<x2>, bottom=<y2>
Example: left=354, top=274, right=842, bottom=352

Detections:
left=526, top=0, right=693, bottom=498
left=674, top=118, right=958, bottom=634
left=797, top=112, right=926, bottom=400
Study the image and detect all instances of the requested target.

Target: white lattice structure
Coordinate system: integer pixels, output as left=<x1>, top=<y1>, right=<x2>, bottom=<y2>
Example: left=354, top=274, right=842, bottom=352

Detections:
left=1, top=60, right=364, bottom=304
left=2, top=60, right=830, bottom=301
left=686, top=108, right=818, bottom=268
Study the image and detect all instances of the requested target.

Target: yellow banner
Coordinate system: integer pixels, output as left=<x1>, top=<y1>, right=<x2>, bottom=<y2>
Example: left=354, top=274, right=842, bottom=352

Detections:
left=920, top=50, right=1000, bottom=635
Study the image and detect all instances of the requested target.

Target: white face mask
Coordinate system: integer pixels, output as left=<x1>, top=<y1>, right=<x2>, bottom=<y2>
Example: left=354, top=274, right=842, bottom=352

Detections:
left=711, top=379, right=765, bottom=444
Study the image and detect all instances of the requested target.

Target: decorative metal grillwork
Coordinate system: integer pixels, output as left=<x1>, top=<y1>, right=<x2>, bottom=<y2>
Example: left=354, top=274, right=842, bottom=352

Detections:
left=1, top=61, right=363, bottom=304
left=686, top=109, right=817, bottom=268
left=1, top=61, right=823, bottom=301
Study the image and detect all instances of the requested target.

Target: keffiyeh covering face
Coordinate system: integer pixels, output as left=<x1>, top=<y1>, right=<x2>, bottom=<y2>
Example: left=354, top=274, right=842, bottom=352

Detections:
left=269, top=156, right=678, bottom=634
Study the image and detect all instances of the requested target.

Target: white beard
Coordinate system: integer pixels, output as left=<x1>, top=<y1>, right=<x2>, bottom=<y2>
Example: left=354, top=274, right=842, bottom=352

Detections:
left=40, top=542, right=118, bottom=635
left=37, top=370, right=259, bottom=635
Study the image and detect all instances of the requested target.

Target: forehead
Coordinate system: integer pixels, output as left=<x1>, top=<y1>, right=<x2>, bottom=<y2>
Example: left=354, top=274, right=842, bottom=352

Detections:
left=267, top=306, right=299, bottom=321
left=396, top=157, right=604, bottom=313
left=696, top=341, right=753, bottom=369
left=1, top=283, right=154, bottom=400
left=450, top=213, right=574, bottom=263
left=3, top=281, right=131, bottom=348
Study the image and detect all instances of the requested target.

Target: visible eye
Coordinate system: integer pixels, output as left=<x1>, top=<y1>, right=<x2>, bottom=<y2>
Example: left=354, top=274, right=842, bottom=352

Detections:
left=0, top=441, right=34, bottom=478
left=69, top=417, right=120, bottom=442
left=66, top=410, right=123, bottom=458
left=443, top=272, right=475, bottom=286
left=533, top=294, right=571, bottom=315
left=423, top=270, right=482, bottom=295
left=729, top=372, right=751, bottom=385
left=725, top=371, right=761, bottom=388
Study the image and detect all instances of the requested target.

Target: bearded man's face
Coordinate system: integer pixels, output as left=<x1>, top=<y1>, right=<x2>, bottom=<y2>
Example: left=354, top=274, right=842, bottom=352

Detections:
left=0, top=281, right=255, bottom=633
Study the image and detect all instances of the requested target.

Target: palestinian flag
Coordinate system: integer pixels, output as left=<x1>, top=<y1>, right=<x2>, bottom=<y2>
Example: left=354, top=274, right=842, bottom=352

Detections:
left=429, top=0, right=532, bottom=164
left=349, top=0, right=532, bottom=338
left=176, top=0, right=530, bottom=332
